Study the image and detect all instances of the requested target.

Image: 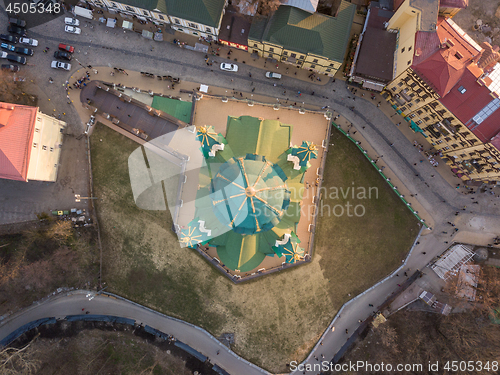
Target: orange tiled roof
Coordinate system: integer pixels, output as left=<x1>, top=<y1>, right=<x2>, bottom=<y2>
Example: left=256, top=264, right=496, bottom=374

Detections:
left=0, top=102, right=37, bottom=181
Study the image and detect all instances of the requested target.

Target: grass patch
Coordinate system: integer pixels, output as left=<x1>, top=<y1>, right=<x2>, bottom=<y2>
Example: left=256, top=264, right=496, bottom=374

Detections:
left=315, top=128, right=420, bottom=307
left=91, top=123, right=419, bottom=372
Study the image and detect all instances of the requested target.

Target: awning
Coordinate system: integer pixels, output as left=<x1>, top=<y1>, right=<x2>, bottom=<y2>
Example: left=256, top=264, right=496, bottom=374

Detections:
left=199, top=84, right=209, bottom=93
left=122, top=20, right=133, bottom=30
left=362, top=80, right=385, bottom=91
left=74, top=5, right=93, bottom=20
left=137, top=16, right=147, bottom=22
left=106, top=18, right=116, bottom=28
left=142, top=30, right=153, bottom=39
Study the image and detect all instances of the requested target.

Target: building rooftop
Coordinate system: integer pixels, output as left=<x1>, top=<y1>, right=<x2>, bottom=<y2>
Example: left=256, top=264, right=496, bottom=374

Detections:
left=115, top=0, right=168, bottom=14
left=218, top=8, right=252, bottom=48
left=410, top=0, right=439, bottom=32
left=412, top=18, right=481, bottom=97
left=0, top=103, right=37, bottom=181
left=284, top=0, right=319, bottom=13
left=439, top=0, right=468, bottom=9
left=353, top=4, right=396, bottom=83
left=259, top=2, right=356, bottom=62
left=165, top=0, right=226, bottom=27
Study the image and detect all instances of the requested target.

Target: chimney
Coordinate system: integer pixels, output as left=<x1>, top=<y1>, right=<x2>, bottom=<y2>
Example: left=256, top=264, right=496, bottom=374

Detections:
left=477, top=42, right=500, bottom=70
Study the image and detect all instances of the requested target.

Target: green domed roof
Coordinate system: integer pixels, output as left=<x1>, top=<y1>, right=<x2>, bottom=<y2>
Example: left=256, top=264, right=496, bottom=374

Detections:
left=211, top=155, right=290, bottom=235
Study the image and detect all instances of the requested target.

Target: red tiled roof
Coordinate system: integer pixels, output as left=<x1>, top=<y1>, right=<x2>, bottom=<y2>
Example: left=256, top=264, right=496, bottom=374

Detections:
left=440, top=66, right=500, bottom=143
left=439, top=0, right=468, bottom=9
left=0, top=103, right=37, bottom=181
left=413, top=48, right=467, bottom=96
left=413, top=31, right=441, bottom=66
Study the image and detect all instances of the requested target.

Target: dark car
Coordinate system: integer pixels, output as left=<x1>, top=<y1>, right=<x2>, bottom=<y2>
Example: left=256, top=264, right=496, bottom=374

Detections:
left=1, top=64, right=20, bottom=72
left=7, top=25, right=27, bottom=37
left=0, top=34, right=18, bottom=44
left=58, top=43, right=74, bottom=53
left=9, top=18, right=26, bottom=28
left=7, top=54, right=26, bottom=65
left=54, top=50, right=71, bottom=61
left=14, top=47, right=33, bottom=56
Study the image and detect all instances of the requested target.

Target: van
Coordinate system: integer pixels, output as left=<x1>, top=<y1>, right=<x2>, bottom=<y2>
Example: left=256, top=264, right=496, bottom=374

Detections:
left=265, top=72, right=282, bottom=79
left=9, top=18, right=26, bottom=28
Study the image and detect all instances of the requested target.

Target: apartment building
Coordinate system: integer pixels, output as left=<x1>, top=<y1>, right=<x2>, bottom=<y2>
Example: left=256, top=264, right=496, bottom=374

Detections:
left=248, top=2, right=356, bottom=77
left=386, top=18, right=500, bottom=182
left=87, top=0, right=227, bottom=40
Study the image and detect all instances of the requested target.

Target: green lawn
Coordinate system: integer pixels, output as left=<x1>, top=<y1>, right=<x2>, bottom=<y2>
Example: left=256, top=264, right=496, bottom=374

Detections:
left=90, top=123, right=419, bottom=372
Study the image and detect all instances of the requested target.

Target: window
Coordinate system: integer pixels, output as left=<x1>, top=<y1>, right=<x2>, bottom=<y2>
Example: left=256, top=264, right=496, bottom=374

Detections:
left=326, top=68, right=331, bottom=72
left=269, top=47, right=274, bottom=52
left=407, top=60, right=411, bottom=65
left=158, top=14, right=164, bottom=20
left=143, top=11, right=149, bottom=16
left=398, top=82, right=403, bottom=87
left=188, top=23, right=198, bottom=29
left=111, top=2, right=117, bottom=8
left=125, top=6, right=134, bottom=12
left=329, top=63, right=334, bottom=67
left=42, top=145, right=47, bottom=150
left=299, top=55, right=305, bottom=59
left=174, top=19, right=180, bottom=24
left=253, top=43, right=258, bottom=48
left=391, top=86, right=397, bottom=92
left=455, top=52, right=463, bottom=60
left=401, top=47, right=405, bottom=53
left=416, top=120, right=422, bottom=124
left=50, top=147, right=54, bottom=152
left=268, top=53, right=273, bottom=57
left=33, top=143, right=37, bottom=148
left=290, top=53, right=296, bottom=58
left=423, top=117, right=430, bottom=122
left=458, top=86, right=466, bottom=94
left=313, top=59, right=318, bottom=63
left=193, top=32, right=198, bottom=35
left=283, top=51, right=288, bottom=55
left=310, top=65, right=316, bottom=68
left=206, top=27, right=212, bottom=33
left=35, top=128, right=39, bottom=132
left=409, top=46, right=412, bottom=51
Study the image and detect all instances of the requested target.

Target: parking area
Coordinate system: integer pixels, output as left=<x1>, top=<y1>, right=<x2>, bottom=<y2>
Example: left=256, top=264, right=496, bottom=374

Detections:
left=0, top=136, right=89, bottom=225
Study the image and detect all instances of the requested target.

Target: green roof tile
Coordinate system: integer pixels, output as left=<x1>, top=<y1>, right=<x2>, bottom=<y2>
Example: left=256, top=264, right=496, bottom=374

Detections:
left=165, top=0, right=226, bottom=27
left=261, top=2, right=355, bottom=62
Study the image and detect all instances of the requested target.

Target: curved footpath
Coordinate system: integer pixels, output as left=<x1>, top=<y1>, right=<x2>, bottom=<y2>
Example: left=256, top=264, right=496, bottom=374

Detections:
left=0, top=290, right=269, bottom=375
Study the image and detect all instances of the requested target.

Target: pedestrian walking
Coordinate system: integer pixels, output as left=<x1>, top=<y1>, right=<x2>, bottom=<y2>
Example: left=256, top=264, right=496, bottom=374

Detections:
left=345, top=329, right=348, bottom=334
left=117, top=106, right=120, bottom=109
left=368, top=304, right=374, bottom=307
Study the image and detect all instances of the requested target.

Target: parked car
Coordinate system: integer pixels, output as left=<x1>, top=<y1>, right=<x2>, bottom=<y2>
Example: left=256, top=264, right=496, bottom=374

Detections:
left=7, top=25, right=27, bottom=36
left=0, top=52, right=7, bottom=59
left=14, top=47, right=33, bottom=56
left=64, top=26, right=81, bottom=34
left=1, top=43, right=16, bottom=52
left=9, top=18, right=26, bottom=28
left=51, top=60, right=71, bottom=70
left=7, top=54, right=26, bottom=65
left=54, top=50, right=71, bottom=61
left=265, top=72, right=282, bottom=79
left=220, top=63, right=238, bottom=72
left=0, top=34, right=18, bottom=44
left=58, top=43, right=74, bottom=53
left=64, top=18, right=80, bottom=26
left=19, top=37, right=38, bottom=47
left=1, top=64, right=19, bottom=72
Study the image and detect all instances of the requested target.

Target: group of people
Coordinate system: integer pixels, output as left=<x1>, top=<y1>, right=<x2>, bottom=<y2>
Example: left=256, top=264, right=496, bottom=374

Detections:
left=72, top=71, right=92, bottom=89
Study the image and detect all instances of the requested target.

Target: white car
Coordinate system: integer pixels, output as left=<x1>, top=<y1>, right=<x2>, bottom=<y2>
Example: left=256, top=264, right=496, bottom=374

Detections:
left=19, top=37, right=38, bottom=47
left=64, top=18, right=80, bottom=26
left=51, top=60, right=71, bottom=70
left=220, top=63, right=238, bottom=72
left=265, top=72, right=282, bottom=79
left=65, top=25, right=81, bottom=34
left=0, top=51, right=7, bottom=59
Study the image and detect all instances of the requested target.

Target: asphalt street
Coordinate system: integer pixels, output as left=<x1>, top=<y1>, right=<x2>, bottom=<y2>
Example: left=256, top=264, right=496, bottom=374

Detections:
left=1, top=5, right=500, bottom=375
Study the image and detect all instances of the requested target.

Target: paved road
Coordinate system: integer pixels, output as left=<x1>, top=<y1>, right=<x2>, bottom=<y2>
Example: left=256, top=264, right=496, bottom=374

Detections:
left=0, top=290, right=269, bottom=375
left=1, top=5, right=500, bottom=375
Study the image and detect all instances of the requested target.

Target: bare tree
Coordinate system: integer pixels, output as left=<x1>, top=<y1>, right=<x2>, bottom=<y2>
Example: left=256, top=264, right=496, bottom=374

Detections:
left=0, top=334, right=40, bottom=374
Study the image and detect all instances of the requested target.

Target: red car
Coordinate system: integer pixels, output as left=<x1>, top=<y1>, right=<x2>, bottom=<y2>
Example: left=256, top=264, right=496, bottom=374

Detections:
left=58, top=43, right=74, bottom=53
